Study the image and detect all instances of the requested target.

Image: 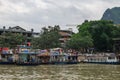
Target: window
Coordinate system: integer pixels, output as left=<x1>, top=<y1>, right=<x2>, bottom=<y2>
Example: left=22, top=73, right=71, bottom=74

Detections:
left=108, top=57, right=115, bottom=59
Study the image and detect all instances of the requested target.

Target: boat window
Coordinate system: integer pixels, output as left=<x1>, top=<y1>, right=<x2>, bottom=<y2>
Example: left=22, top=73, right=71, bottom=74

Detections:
left=1, top=54, right=5, bottom=58
left=108, top=57, right=115, bottom=59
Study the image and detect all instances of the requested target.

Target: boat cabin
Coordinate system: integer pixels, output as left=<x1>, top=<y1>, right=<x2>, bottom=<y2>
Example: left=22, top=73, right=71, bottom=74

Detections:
left=84, top=53, right=118, bottom=63
left=37, top=50, right=50, bottom=64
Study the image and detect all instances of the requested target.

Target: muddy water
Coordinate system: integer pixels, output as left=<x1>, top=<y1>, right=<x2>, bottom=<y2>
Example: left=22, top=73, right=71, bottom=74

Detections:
left=0, top=64, right=120, bottom=80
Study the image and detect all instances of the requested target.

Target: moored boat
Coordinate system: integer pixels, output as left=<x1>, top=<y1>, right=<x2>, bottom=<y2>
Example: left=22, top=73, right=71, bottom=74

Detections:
left=50, top=53, right=68, bottom=65
left=16, top=52, right=39, bottom=66
left=67, top=54, right=79, bottom=64
left=37, top=48, right=79, bottom=65
left=15, top=45, right=39, bottom=66
left=83, top=53, right=120, bottom=65
left=37, top=50, right=50, bottom=64
left=0, top=48, right=15, bottom=65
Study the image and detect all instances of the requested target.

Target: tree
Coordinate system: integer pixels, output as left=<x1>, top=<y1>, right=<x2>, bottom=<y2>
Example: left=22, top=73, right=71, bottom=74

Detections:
left=66, top=33, right=93, bottom=52
left=31, top=25, right=61, bottom=49
left=77, top=20, right=120, bottom=52
left=0, top=32, right=25, bottom=49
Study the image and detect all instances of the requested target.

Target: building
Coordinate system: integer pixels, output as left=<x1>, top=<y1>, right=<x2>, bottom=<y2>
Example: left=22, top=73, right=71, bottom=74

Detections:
left=0, top=26, right=74, bottom=47
left=59, top=29, right=74, bottom=47
left=0, top=26, right=39, bottom=45
left=113, top=38, right=120, bottom=54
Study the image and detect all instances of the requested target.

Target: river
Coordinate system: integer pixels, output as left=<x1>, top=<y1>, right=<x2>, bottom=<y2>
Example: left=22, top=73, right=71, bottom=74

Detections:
left=0, top=64, right=120, bottom=80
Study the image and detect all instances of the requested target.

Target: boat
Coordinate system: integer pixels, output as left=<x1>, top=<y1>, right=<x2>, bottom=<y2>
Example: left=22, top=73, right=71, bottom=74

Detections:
left=37, top=50, right=51, bottom=64
left=0, top=48, right=15, bottom=65
left=37, top=48, right=79, bottom=65
left=50, top=53, right=68, bottom=65
left=49, top=49, right=79, bottom=65
left=83, top=53, right=120, bottom=65
left=15, top=45, right=39, bottom=66
left=67, top=54, right=79, bottom=64
left=16, top=52, right=39, bottom=66
left=4, top=45, right=79, bottom=65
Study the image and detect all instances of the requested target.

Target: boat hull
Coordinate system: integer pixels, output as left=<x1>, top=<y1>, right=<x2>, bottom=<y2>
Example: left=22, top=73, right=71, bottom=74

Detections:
left=16, top=63, right=39, bottom=66
left=50, top=62, right=68, bottom=65
left=0, top=62, right=15, bottom=65
left=83, top=62, right=120, bottom=65
left=67, top=62, right=79, bottom=64
left=44, top=61, right=79, bottom=65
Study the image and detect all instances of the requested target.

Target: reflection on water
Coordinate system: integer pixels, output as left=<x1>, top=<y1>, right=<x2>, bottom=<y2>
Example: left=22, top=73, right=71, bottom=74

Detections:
left=0, top=64, right=120, bottom=80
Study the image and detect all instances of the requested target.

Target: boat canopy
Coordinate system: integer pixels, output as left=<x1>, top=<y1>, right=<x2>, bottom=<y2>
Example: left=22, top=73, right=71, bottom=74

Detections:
left=18, top=52, right=38, bottom=54
left=50, top=51, right=68, bottom=56
left=37, top=52, right=50, bottom=56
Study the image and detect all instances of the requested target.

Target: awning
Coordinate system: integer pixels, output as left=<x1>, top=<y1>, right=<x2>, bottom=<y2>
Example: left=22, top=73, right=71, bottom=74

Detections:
left=37, top=52, right=50, bottom=56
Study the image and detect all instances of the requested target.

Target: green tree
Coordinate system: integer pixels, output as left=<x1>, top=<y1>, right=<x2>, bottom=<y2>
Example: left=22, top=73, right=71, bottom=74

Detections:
left=66, top=33, right=93, bottom=52
left=0, top=32, right=25, bottom=49
left=31, top=25, right=61, bottom=49
left=77, top=20, right=120, bottom=52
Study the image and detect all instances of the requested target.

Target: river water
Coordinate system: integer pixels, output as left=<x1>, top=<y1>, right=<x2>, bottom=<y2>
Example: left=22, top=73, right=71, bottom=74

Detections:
left=0, top=64, right=120, bottom=80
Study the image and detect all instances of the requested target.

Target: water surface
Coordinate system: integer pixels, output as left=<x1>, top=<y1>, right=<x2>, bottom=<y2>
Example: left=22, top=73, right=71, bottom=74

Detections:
left=0, top=64, right=120, bottom=80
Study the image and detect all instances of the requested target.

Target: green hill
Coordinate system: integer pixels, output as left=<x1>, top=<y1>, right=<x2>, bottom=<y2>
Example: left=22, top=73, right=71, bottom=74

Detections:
left=101, top=7, right=120, bottom=24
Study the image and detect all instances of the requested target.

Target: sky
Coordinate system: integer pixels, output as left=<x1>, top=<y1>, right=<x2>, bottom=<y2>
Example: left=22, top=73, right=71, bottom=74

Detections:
left=0, top=0, right=120, bottom=32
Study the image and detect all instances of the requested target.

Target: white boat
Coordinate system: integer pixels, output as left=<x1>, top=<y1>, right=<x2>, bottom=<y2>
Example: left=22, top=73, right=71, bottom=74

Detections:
left=84, top=53, right=120, bottom=64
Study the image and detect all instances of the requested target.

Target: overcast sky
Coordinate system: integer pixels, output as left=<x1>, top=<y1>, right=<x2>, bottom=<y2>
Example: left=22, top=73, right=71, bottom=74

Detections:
left=0, top=0, right=120, bottom=32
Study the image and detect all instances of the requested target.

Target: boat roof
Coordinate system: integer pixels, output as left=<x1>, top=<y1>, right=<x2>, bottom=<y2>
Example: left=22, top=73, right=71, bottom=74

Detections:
left=18, top=52, right=38, bottom=54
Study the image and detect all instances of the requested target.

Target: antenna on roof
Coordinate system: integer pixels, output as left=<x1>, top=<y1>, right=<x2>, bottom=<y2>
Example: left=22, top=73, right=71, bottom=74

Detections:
left=66, top=24, right=78, bottom=27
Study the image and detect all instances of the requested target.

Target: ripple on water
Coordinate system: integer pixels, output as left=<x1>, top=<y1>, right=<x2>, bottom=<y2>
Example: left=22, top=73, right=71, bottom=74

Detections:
left=0, top=64, right=120, bottom=80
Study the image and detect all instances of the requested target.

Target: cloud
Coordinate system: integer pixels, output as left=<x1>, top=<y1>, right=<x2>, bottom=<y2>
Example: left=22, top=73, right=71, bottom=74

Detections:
left=0, top=0, right=120, bottom=32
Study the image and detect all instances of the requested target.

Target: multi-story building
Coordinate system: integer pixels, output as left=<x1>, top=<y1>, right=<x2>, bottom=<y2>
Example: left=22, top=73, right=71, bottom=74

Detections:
left=0, top=26, right=74, bottom=47
left=0, top=26, right=39, bottom=45
left=59, top=28, right=74, bottom=47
